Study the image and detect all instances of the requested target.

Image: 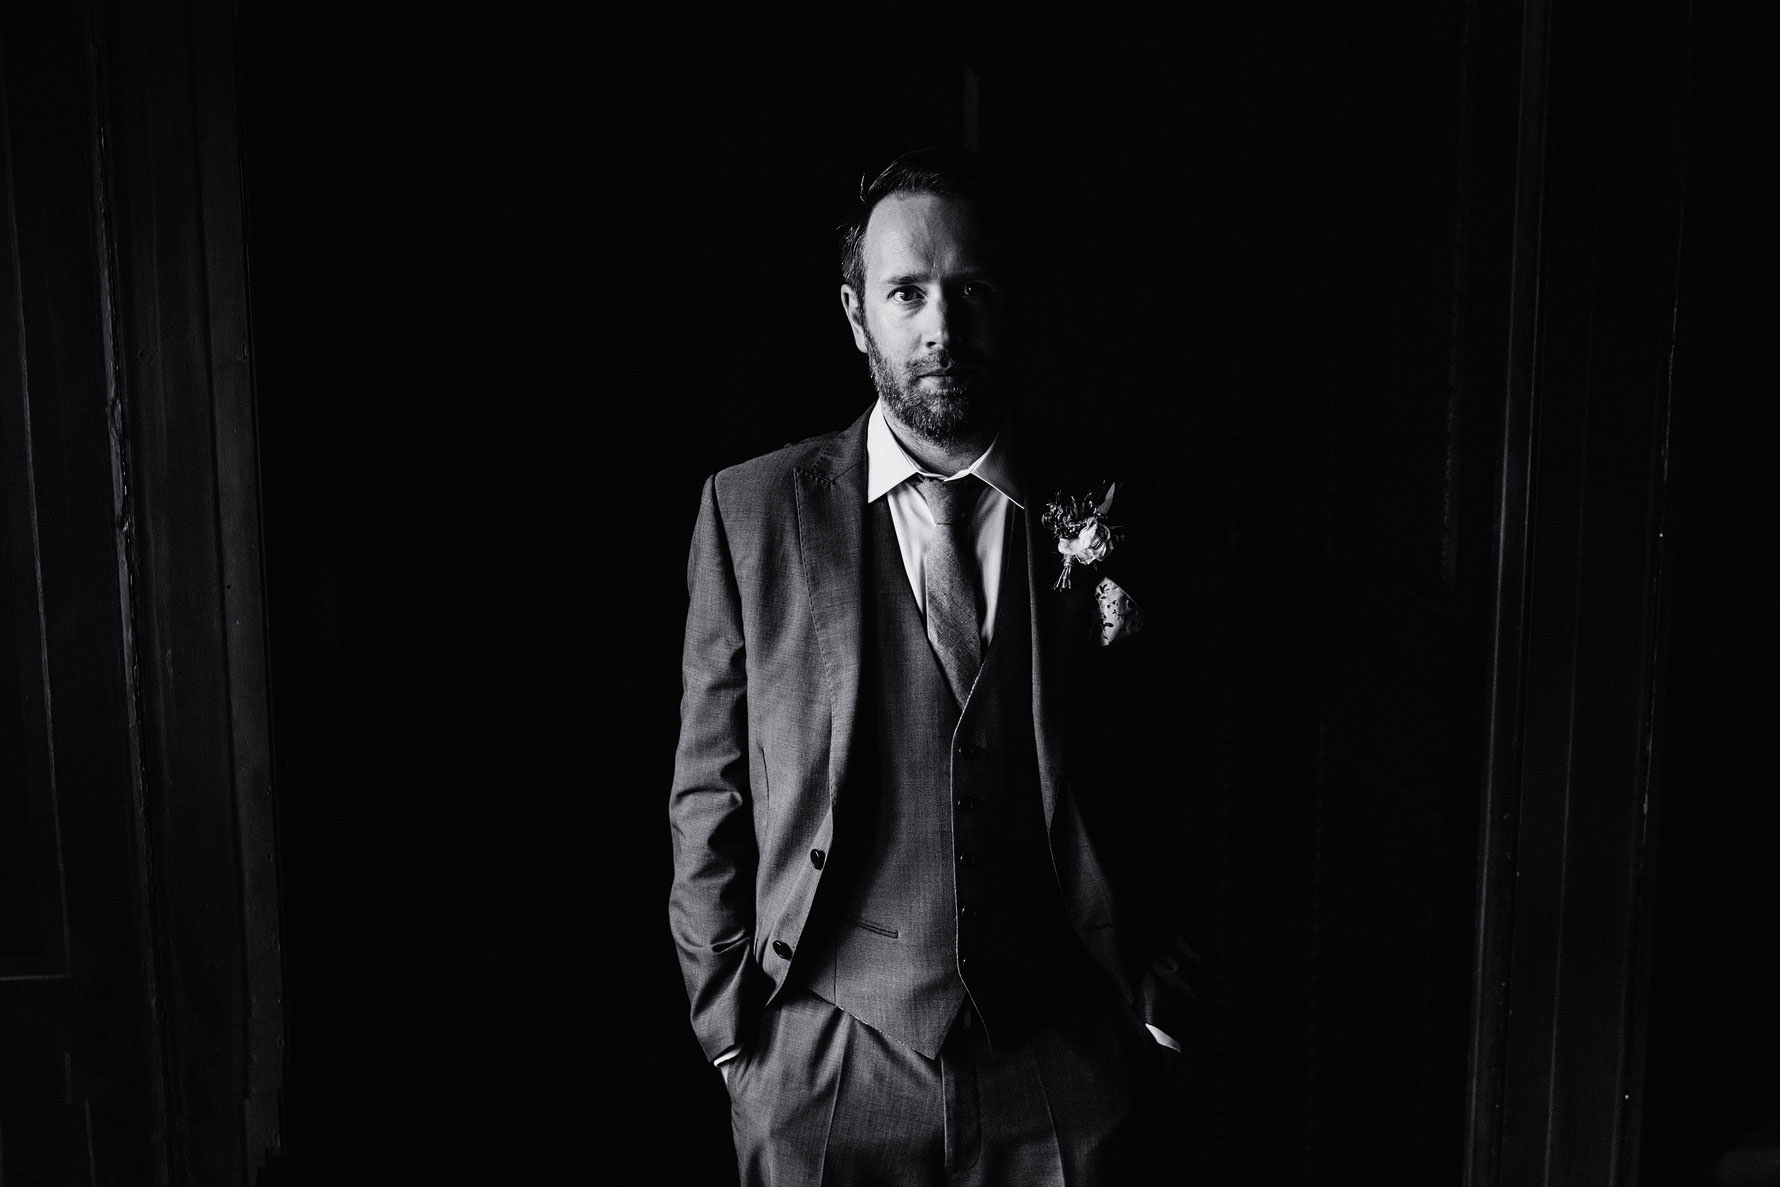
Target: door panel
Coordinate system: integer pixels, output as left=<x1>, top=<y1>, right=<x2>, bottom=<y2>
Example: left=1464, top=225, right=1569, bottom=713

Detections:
left=2, top=9, right=161, bottom=1182
left=2, top=3, right=280, bottom=1182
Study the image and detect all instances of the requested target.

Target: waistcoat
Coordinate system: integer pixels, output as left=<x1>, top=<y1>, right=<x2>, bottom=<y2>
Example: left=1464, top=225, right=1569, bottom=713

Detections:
left=796, top=498, right=1087, bottom=1057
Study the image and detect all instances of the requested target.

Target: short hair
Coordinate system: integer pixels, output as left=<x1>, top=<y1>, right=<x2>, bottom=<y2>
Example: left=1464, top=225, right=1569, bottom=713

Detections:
left=837, top=147, right=997, bottom=294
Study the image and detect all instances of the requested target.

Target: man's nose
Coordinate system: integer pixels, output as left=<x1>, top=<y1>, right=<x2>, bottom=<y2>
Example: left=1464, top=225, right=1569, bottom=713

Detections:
left=922, top=291, right=962, bottom=348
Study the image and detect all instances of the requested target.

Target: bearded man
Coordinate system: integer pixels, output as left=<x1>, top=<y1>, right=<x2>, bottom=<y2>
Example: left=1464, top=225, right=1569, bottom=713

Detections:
left=669, top=148, right=1201, bottom=1185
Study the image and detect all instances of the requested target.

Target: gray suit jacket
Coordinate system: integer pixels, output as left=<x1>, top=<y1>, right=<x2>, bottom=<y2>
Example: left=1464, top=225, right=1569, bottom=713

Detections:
left=669, top=405, right=1196, bottom=1063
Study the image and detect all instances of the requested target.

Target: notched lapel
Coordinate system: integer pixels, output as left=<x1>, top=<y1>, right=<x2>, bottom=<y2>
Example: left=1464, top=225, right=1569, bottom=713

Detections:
left=793, top=416, right=870, bottom=804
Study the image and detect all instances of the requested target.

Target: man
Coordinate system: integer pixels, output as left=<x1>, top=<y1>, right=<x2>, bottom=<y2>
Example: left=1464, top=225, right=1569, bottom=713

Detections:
left=670, top=148, right=1199, bottom=1184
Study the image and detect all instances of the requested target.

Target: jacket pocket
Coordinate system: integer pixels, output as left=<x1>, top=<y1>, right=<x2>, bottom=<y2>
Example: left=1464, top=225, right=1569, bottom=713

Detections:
left=848, top=916, right=900, bottom=939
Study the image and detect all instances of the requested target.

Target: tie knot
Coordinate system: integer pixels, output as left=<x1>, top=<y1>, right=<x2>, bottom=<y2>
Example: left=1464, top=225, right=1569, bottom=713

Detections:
left=916, top=475, right=984, bottom=526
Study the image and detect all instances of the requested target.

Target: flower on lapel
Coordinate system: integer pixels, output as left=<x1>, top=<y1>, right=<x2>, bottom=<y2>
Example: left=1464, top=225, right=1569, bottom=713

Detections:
left=1041, top=481, right=1122, bottom=591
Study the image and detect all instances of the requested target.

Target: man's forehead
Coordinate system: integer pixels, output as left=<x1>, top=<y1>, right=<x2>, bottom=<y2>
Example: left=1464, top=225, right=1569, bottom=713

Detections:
left=861, top=192, right=992, bottom=280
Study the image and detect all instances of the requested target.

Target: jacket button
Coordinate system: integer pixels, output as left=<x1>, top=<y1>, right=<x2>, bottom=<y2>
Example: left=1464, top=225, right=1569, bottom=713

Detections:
left=955, top=743, right=980, bottom=758
left=809, top=848, right=825, bottom=869
left=772, top=940, right=793, bottom=959
left=954, top=796, right=974, bottom=812
left=957, top=852, right=977, bottom=867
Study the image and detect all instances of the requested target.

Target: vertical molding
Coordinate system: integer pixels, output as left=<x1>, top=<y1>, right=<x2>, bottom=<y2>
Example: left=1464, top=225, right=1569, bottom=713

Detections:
left=83, top=10, right=175, bottom=1184
left=1466, top=0, right=1686, bottom=1181
left=3, top=5, right=177, bottom=1178
left=185, top=0, right=284, bottom=1168
left=1466, top=0, right=1552, bottom=1179
left=93, top=0, right=284, bottom=1179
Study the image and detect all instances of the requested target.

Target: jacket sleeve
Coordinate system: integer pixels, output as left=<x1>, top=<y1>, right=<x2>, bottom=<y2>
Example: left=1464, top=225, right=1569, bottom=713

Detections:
left=668, top=475, right=769, bottom=1061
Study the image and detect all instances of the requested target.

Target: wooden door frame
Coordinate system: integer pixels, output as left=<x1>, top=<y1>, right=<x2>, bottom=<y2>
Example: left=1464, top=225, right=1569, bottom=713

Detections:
left=1464, top=0, right=1687, bottom=1181
left=92, top=0, right=283, bottom=1178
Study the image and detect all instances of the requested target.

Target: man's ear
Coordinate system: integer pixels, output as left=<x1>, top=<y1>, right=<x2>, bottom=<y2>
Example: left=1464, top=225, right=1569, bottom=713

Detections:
left=840, top=285, right=870, bottom=354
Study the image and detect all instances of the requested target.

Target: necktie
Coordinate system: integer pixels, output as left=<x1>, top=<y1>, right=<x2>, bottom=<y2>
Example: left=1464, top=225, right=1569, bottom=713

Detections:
left=916, top=475, right=986, bottom=707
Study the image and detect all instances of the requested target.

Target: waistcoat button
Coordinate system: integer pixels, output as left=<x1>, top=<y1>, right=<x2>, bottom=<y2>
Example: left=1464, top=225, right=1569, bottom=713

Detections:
left=771, top=940, right=793, bottom=959
left=809, top=848, right=825, bottom=869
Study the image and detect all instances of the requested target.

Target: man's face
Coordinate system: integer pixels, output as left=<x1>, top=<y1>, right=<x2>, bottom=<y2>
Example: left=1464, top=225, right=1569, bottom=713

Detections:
left=841, top=192, right=1008, bottom=446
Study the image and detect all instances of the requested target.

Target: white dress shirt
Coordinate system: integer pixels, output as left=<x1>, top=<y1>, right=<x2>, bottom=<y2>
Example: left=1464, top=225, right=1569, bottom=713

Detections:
left=865, top=400, right=1023, bottom=651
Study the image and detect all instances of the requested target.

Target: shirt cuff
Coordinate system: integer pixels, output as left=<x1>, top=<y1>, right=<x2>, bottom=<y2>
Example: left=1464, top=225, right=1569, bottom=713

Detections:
left=713, top=1044, right=741, bottom=1067
left=1144, top=1023, right=1182, bottom=1053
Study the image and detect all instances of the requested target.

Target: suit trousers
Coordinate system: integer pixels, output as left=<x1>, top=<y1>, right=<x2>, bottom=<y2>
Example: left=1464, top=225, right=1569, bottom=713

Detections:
left=726, top=984, right=1179, bottom=1186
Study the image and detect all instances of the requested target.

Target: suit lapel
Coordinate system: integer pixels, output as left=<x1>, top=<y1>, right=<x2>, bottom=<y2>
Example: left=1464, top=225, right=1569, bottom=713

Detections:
left=794, top=409, right=872, bottom=803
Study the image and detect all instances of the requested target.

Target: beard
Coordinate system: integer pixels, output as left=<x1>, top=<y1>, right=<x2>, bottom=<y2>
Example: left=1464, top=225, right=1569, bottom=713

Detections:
left=865, top=333, right=1002, bottom=448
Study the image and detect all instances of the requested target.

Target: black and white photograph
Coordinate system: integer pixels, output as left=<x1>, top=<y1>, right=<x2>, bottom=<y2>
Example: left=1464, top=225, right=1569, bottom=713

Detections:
left=1, top=1, right=1774, bottom=1183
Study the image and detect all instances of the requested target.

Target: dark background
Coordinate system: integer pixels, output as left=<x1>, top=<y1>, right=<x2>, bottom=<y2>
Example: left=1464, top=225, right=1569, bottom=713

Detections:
left=240, top=9, right=595, bottom=1181
left=1642, top=5, right=1780, bottom=1181
left=232, top=4, right=1772, bottom=1184
left=242, top=8, right=1480, bottom=1180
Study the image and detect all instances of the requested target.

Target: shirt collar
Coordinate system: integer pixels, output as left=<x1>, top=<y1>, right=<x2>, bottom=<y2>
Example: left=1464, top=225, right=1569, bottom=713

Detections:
left=865, top=400, right=1024, bottom=508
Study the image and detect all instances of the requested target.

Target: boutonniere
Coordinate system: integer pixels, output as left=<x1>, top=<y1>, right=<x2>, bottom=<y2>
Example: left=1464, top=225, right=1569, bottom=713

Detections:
left=1041, top=481, right=1121, bottom=591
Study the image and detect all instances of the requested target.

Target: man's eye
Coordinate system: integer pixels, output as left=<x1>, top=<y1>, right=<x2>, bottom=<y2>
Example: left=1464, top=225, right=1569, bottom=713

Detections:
left=961, top=282, right=996, bottom=299
left=889, top=288, right=921, bottom=304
